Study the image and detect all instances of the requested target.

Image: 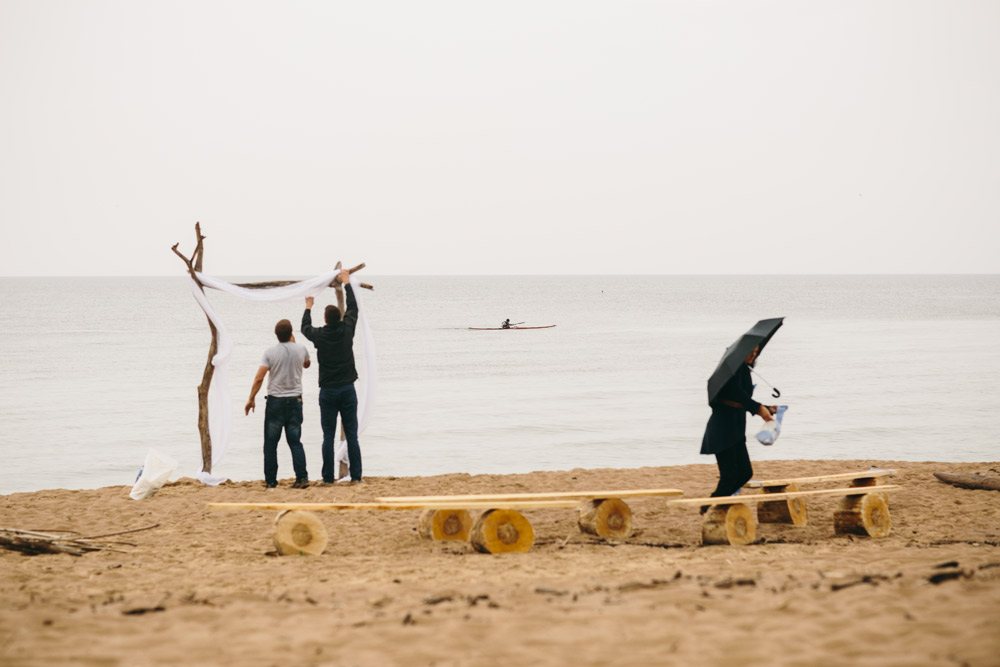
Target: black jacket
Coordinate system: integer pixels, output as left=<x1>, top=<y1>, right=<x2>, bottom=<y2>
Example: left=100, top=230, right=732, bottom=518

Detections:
left=700, top=364, right=761, bottom=455
left=301, top=285, right=359, bottom=388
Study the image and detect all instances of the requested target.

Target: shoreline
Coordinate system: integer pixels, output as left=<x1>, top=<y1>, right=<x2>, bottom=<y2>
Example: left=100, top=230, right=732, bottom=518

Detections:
left=2, top=459, right=999, bottom=665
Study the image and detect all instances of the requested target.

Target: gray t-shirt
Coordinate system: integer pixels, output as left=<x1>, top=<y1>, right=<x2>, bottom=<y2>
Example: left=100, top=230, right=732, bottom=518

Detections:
left=261, top=342, right=310, bottom=398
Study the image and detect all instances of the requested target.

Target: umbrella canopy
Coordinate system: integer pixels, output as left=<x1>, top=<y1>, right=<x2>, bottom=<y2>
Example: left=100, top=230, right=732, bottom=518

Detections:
left=706, top=317, right=784, bottom=405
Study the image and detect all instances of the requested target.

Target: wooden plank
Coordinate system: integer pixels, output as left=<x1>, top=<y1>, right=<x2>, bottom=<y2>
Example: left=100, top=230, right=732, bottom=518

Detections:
left=669, top=485, right=900, bottom=507
left=208, top=499, right=583, bottom=512
left=376, top=489, right=684, bottom=503
left=745, top=469, right=895, bottom=488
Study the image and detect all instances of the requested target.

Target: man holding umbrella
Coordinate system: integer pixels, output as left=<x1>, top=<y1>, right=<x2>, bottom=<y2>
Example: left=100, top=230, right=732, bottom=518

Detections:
left=701, top=318, right=783, bottom=502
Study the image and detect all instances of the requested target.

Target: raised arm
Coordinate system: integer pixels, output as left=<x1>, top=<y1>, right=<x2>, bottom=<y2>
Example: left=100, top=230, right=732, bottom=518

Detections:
left=301, top=297, right=316, bottom=341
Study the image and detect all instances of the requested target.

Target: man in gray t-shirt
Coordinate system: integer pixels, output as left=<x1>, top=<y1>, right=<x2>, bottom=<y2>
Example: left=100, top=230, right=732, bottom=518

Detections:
left=245, top=319, right=311, bottom=489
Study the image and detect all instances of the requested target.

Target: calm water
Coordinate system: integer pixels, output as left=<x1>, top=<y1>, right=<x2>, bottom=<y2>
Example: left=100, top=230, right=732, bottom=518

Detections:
left=1, top=275, right=998, bottom=494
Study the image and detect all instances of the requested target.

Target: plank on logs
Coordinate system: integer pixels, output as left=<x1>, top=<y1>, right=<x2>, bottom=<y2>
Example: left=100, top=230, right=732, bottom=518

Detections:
left=745, top=469, right=894, bottom=488
left=377, top=488, right=684, bottom=503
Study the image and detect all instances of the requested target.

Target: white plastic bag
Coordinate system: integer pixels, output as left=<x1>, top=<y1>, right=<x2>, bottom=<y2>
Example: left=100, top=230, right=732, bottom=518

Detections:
left=129, top=449, right=178, bottom=500
left=756, top=405, right=788, bottom=446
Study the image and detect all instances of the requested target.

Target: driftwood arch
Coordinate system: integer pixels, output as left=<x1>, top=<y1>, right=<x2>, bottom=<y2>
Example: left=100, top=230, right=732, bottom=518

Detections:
left=172, top=222, right=372, bottom=476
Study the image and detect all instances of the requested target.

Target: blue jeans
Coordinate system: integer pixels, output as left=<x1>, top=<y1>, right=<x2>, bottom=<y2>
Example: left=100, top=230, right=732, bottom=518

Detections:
left=264, top=396, right=308, bottom=485
left=319, top=385, right=361, bottom=482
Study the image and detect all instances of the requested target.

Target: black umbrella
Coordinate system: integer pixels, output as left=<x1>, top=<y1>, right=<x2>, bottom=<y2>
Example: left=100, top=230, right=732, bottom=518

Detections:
left=707, top=317, right=784, bottom=405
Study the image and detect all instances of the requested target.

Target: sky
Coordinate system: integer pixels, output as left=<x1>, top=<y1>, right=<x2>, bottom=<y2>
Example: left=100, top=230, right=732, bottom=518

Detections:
left=1, top=1, right=998, bottom=276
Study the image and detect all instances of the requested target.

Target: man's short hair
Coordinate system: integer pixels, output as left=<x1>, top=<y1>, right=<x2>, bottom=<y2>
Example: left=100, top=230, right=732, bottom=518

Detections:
left=274, top=319, right=293, bottom=342
left=325, top=305, right=342, bottom=324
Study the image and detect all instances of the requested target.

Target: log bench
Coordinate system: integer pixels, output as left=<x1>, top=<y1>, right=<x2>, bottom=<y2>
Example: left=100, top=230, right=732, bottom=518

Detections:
left=742, top=469, right=895, bottom=527
left=376, top=488, right=685, bottom=545
left=209, top=488, right=683, bottom=555
left=668, top=485, right=901, bottom=546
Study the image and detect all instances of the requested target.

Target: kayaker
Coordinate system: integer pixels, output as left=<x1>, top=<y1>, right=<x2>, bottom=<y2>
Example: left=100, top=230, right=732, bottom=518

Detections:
left=501, top=319, right=511, bottom=329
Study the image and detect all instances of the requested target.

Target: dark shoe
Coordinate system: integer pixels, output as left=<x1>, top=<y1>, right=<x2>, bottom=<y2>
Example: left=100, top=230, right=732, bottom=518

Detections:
left=317, top=480, right=336, bottom=487
left=292, top=479, right=309, bottom=489
left=265, top=482, right=278, bottom=489
left=349, top=479, right=364, bottom=485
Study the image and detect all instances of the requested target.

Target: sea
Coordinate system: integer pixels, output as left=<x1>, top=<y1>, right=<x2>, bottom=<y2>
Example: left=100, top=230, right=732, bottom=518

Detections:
left=1, top=275, right=998, bottom=495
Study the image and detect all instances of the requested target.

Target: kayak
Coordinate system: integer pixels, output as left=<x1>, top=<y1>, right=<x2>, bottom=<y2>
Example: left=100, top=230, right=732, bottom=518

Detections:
left=468, top=325, right=557, bottom=330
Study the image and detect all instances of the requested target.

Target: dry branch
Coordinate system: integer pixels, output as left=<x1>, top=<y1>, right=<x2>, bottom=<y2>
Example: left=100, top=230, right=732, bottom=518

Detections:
left=0, top=526, right=149, bottom=556
left=231, top=263, right=374, bottom=291
left=172, top=222, right=216, bottom=474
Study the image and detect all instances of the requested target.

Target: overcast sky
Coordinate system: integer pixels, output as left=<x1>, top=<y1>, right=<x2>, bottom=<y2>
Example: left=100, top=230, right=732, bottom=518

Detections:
left=1, top=1, right=997, bottom=276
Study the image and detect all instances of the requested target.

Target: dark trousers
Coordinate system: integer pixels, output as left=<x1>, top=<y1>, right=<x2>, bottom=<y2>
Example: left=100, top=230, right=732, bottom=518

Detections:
left=263, top=396, right=308, bottom=485
left=711, top=442, right=753, bottom=498
left=319, top=385, right=361, bottom=482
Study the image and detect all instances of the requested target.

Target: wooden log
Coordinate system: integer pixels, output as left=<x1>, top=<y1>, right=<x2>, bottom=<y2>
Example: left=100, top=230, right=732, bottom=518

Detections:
left=702, top=504, right=756, bottom=546
left=933, top=472, right=1000, bottom=492
left=272, top=510, right=328, bottom=556
left=418, top=509, right=474, bottom=541
left=757, top=483, right=808, bottom=526
left=834, top=493, right=891, bottom=538
left=578, top=498, right=633, bottom=540
left=470, top=510, right=534, bottom=554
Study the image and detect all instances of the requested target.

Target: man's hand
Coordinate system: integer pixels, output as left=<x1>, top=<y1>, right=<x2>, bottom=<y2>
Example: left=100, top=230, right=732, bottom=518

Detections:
left=305, top=296, right=314, bottom=309
left=338, top=269, right=350, bottom=285
left=245, top=399, right=255, bottom=415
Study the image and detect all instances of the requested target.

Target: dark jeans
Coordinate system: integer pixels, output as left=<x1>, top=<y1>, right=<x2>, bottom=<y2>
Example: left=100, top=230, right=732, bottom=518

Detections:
left=711, top=442, right=753, bottom=498
left=264, top=396, right=308, bottom=485
left=319, top=385, right=361, bottom=482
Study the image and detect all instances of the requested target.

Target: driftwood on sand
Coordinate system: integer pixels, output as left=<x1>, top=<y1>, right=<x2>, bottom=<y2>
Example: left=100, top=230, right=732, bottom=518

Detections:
left=933, top=472, right=1000, bottom=492
left=0, top=523, right=160, bottom=556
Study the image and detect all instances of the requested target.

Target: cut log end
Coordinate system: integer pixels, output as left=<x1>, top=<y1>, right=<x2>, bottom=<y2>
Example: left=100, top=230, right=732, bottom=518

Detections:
left=470, top=509, right=534, bottom=554
left=578, top=498, right=633, bottom=540
left=757, top=483, right=808, bottom=526
left=702, top=503, right=756, bottom=546
left=418, top=509, right=474, bottom=541
left=273, top=510, right=328, bottom=556
left=834, top=493, right=891, bottom=538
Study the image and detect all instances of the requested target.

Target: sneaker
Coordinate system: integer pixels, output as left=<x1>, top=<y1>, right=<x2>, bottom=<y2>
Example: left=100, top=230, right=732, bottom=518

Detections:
left=292, top=479, right=309, bottom=489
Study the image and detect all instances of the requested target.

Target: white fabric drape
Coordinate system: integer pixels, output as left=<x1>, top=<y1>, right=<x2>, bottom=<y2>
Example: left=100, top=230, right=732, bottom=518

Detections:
left=187, top=270, right=376, bottom=485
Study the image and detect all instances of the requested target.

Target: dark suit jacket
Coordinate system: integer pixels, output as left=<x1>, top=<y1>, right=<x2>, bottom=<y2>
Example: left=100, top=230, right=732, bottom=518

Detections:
left=301, top=285, right=359, bottom=388
left=700, top=364, right=761, bottom=455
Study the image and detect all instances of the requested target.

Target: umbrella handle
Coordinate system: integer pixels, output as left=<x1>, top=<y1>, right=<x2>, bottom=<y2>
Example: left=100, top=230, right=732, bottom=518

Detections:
left=771, top=388, right=781, bottom=398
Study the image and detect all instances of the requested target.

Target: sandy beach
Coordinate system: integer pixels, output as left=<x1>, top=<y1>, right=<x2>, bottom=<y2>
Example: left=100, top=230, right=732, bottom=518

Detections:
left=2, top=459, right=999, bottom=666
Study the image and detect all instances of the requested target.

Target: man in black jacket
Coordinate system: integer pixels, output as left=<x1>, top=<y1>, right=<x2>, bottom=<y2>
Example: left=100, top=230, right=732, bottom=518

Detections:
left=302, top=269, right=363, bottom=484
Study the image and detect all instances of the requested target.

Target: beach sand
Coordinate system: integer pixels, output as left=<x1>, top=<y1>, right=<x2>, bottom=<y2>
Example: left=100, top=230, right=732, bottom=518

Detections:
left=2, top=459, right=999, bottom=666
